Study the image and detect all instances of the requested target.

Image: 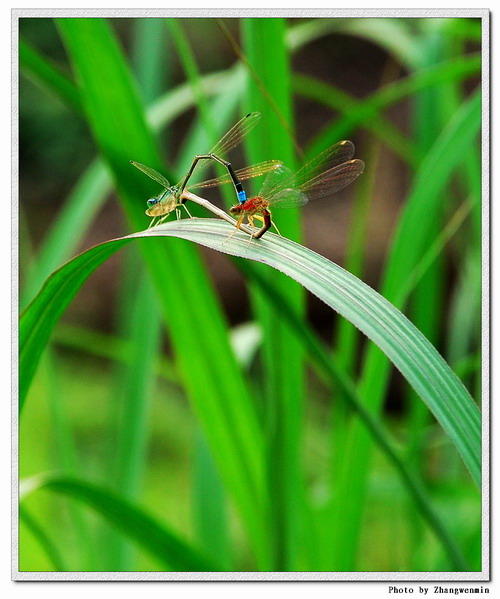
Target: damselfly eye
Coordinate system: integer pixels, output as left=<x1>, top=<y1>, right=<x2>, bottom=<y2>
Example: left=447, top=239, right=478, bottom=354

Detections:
left=147, top=198, right=158, bottom=207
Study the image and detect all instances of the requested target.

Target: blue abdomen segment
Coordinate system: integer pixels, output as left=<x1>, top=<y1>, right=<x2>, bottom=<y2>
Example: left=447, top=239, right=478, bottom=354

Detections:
left=238, top=190, right=247, bottom=204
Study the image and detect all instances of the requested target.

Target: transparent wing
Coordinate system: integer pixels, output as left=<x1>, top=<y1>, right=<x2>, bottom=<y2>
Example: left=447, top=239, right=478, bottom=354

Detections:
left=262, top=141, right=356, bottom=198
left=209, top=112, right=261, bottom=156
left=297, top=159, right=365, bottom=201
left=267, top=188, right=309, bottom=209
left=131, top=161, right=171, bottom=188
left=259, top=165, right=294, bottom=199
left=292, top=141, right=355, bottom=188
left=190, top=159, right=282, bottom=190
left=182, top=112, right=262, bottom=183
left=265, top=159, right=363, bottom=210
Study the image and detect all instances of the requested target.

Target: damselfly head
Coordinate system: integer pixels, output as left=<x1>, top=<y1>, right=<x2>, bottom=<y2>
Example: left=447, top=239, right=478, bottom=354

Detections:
left=145, top=188, right=178, bottom=217
left=145, top=195, right=162, bottom=216
left=229, top=204, right=242, bottom=215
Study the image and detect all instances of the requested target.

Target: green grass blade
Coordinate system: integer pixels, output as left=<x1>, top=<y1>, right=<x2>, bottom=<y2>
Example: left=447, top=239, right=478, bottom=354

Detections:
left=380, top=88, right=481, bottom=314
left=294, top=74, right=421, bottom=167
left=241, top=17, right=306, bottom=571
left=106, top=266, right=162, bottom=570
left=330, top=138, right=382, bottom=510
left=166, top=19, right=239, bottom=212
left=405, top=28, right=453, bottom=566
left=164, top=22, right=233, bottom=561
left=305, top=53, right=480, bottom=158
left=19, top=38, right=82, bottom=113
left=19, top=53, right=241, bottom=309
left=167, top=19, right=216, bottom=137
left=20, top=218, right=481, bottom=498
left=21, top=475, right=221, bottom=571
left=236, top=258, right=470, bottom=571
left=21, top=159, right=110, bottom=309
left=192, top=431, right=232, bottom=571
left=52, top=323, right=180, bottom=384
left=399, top=198, right=476, bottom=307
left=132, top=18, right=168, bottom=103
left=329, top=87, right=482, bottom=569
left=447, top=250, right=482, bottom=369
left=52, top=18, right=270, bottom=567
left=20, top=238, right=130, bottom=407
left=103, top=18, right=169, bottom=571
left=19, top=504, right=69, bottom=571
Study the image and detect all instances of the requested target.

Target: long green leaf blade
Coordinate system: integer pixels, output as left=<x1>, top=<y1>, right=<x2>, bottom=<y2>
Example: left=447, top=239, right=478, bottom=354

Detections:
left=305, top=53, right=480, bottom=158
left=19, top=38, right=82, bottom=113
left=329, top=86, right=482, bottom=570
left=21, top=475, right=220, bottom=571
left=20, top=218, right=481, bottom=489
left=241, top=18, right=305, bottom=571
left=54, top=18, right=269, bottom=566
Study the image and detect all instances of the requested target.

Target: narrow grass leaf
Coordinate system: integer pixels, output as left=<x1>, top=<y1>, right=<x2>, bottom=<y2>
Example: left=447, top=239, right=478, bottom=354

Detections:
left=132, top=18, right=168, bottom=103
left=236, top=258, right=470, bottom=571
left=19, top=38, right=82, bottom=113
left=306, top=54, right=480, bottom=158
left=21, top=159, right=111, bottom=309
left=242, top=17, right=305, bottom=571
left=52, top=323, right=180, bottom=384
left=55, top=18, right=269, bottom=566
left=103, top=18, right=169, bottom=571
left=192, top=431, right=232, bottom=571
left=329, top=87, right=482, bottom=569
left=20, top=504, right=69, bottom=571
left=294, top=74, right=421, bottom=167
left=106, top=265, right=162, bottom=570
left=21, top=475, right=221, bottom=571
left=166, top=19, right=236, bottom=559
left=287, top=18, right=420, bottom=69
left=20, top=218, right=481, bottom=494
left=404, top=29, right=453, bottom=566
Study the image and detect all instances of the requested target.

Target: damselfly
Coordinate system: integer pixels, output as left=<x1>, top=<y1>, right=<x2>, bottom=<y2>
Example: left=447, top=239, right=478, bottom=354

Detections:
left=228, top=140, right=364, bottom=240
left=131, top=112, right=281, bottom=227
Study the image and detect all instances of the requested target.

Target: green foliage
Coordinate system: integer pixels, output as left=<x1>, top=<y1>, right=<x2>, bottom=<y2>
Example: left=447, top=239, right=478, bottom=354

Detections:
left=20, top=219, right=481, bottom=485
left=18, top=16, right=483, bottom=574
left=21, top=475, right=220, bottom=571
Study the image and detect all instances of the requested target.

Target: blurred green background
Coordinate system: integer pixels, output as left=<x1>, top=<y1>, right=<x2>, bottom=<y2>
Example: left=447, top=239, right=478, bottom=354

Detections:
left=18, top=16, right=482, bottom=573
